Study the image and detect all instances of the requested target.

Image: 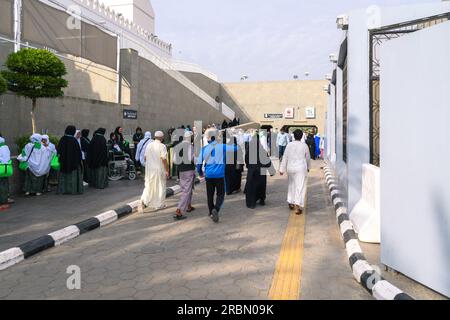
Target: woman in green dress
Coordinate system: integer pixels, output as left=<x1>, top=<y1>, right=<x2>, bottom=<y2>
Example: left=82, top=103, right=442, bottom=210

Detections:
left=57, top=126, right=83, bottom=195
left=87, top=128, right=109, bottom=189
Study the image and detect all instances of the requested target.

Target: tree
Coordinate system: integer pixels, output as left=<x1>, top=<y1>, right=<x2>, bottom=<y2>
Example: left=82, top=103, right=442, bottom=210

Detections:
left=1, top=48, right=68, bottom=133
left=0, top=74, right=6, bottom=95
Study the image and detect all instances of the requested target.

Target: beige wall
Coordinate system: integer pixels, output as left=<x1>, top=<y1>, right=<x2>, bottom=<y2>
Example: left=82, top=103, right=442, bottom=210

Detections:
left=222, top=80, right=329, bottom=135
left=0, top=49, right=227, bottom=155
left=62, top=54, right=122, bottom=104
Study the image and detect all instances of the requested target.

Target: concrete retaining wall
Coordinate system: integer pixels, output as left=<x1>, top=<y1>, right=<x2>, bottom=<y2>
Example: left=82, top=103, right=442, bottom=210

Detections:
left=0, top=49, right=227, bottom=153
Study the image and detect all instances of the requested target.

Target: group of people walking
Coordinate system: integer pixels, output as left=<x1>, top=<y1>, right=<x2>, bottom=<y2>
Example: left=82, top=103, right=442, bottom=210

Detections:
left=1, top=123, right=313, bottom=220
left=277, top=128, right=324, bottom=161
left=139, top=126, right=314, bottom=223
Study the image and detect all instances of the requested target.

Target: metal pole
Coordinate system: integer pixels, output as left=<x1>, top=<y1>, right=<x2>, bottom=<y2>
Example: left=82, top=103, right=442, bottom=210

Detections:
left=116, top=33, right=121, bottom=105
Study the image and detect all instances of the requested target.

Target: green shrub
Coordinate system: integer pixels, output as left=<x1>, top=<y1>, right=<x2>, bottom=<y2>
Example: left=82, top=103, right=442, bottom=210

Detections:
left=15, top=134, right=60, bottom=153
left=1, top=48, right=68, bottom=133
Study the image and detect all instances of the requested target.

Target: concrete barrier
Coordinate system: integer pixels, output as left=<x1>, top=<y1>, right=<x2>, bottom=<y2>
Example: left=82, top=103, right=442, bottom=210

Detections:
left=323, top=163, right=413, bottom=300
left=349, top=164, right=380, bottom=244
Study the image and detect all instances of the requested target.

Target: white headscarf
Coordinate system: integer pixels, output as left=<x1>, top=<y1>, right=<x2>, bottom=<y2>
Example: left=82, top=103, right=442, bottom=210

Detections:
left=31, top=133, right=42, bottom=144
left=301, top=132, right=307, bottom=144
left=0, top=137, right=11, bottom=165
left=42, top=135, right=57, bottom=154
left=18, top=134, right=52, bottom=176
left=135, top=131, right=153, bottom=165
left=74, top=130, right=84, bottom=160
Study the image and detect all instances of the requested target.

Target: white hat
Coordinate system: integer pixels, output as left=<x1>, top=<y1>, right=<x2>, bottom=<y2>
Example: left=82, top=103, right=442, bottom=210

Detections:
left=154, top=131, right=164, bottom=138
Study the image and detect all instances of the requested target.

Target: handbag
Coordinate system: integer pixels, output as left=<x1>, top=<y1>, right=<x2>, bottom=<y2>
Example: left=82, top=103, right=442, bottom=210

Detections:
left=18, top=145, right=35, bottom=171
left=51, top=154, right=60, bottom=171
left=0, top=160, right=13, bottom=178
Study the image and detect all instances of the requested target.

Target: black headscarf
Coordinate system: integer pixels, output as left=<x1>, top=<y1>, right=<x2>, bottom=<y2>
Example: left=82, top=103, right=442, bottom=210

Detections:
left=88, top=128, right=108, bottom=169
left=222, top=120, right=228, bottom=129
left=246, top=134, right=272, bottom=169
left=58, top=126, right=82, bottom=173
left=114, top=127, right=124, bottom=142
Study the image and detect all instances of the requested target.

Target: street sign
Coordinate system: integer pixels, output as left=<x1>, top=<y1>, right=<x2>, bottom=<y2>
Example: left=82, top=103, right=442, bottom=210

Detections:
left=264, top=113, right=283, bottom=119
left=123, top=109, right=138, bottom=120
left=305, top=107, right=316, bottom=119
left=284, top=107, right=295, bottom=119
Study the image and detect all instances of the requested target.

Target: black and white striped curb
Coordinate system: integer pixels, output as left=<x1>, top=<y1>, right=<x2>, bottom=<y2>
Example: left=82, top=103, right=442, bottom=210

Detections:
left=323, top=164, right=414, bottom=300
left=0, top=177, right=205, bottom=271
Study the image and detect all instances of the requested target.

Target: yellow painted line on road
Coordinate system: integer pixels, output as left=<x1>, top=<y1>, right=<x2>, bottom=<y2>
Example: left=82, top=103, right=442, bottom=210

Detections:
left=268, top=188, right=307, bottom=300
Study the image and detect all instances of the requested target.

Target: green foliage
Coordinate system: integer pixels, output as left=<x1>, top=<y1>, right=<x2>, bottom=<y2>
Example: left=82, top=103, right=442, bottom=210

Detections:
left=15, top=134, right=59, bottom=153
left=0, top=74, right=6, bottom=95
left=0, top=48, right=68, bottom=100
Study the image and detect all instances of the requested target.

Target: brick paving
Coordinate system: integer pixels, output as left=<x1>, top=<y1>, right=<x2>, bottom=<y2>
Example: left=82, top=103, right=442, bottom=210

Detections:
left=0, top=170, right=291, bottom=300
left=1, top=160, right=439, bottom=300
left=0, top=177, right=176, bottom=252
left=300, top=162, right=370, bottom=300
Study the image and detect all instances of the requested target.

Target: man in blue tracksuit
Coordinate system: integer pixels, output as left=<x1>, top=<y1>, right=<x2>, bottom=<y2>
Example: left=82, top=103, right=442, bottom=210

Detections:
left=197, top=129, right=236, bottom=223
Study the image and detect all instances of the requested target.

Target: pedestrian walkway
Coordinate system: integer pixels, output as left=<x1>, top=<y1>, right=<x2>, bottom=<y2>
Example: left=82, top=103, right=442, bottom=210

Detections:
left=0, top=178, right=176, bottom=252
left=0, top=171, right=291, bottom=299
left=1, top=160, right=398, bottom=300
left=300, top=162, right=370, bottom=299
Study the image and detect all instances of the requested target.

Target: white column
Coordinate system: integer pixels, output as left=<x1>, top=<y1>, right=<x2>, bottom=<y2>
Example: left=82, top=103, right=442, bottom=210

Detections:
left=13, top=0, right=22, bottom=52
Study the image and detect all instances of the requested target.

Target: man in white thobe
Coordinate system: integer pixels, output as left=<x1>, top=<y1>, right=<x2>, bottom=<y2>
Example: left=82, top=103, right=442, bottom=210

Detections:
left=279, top=130, right=311, bottom=215
left=141, top=131, right=169, bottom=212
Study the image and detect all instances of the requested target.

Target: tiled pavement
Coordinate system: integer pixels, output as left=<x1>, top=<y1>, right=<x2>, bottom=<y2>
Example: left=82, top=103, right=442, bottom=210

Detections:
left=0, top=177, right=176, bottom=252
left=0, top=169, right=293, bottom=300
left=300, top=162, right=370, bottom=300
left=2, top=160, right=439, bottom=300
left=301, top=161, right=446, bottom=300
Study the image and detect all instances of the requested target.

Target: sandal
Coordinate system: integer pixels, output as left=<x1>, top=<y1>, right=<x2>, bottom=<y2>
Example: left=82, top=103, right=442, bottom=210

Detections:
left=289, top=204, right=295, bottom=210
left=295, top=206, right=303, bottom=215
left=186, top=206, right=196, bottom=213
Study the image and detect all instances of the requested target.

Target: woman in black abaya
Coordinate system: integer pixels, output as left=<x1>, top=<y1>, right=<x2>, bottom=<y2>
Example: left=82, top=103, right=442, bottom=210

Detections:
left=57, top=126, right=83, bottom=195
left=225, top=137, right=244, bottom=195
left=244, top=133, right=274, bottom=209
left=88, top=128, right=109, bottom=189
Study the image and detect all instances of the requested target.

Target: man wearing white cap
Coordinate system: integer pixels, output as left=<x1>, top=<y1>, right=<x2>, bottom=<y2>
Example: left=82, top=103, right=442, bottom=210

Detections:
left=141, top=131, right=169, bottom=212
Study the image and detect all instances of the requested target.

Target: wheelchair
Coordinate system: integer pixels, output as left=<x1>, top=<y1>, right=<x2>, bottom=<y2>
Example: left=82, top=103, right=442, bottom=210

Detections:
left=107, top=150, right=137, bottom=181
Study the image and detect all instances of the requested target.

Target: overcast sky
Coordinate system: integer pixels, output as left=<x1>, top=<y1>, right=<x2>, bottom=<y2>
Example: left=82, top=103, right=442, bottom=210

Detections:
left=151, top=0, right=439, bottom=82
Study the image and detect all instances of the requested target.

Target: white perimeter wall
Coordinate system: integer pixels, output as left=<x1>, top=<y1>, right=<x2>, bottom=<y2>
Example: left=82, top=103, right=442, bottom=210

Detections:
left=333, top=2, right=450, bottom=212
left=380, top=21, right=450, bottom=298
